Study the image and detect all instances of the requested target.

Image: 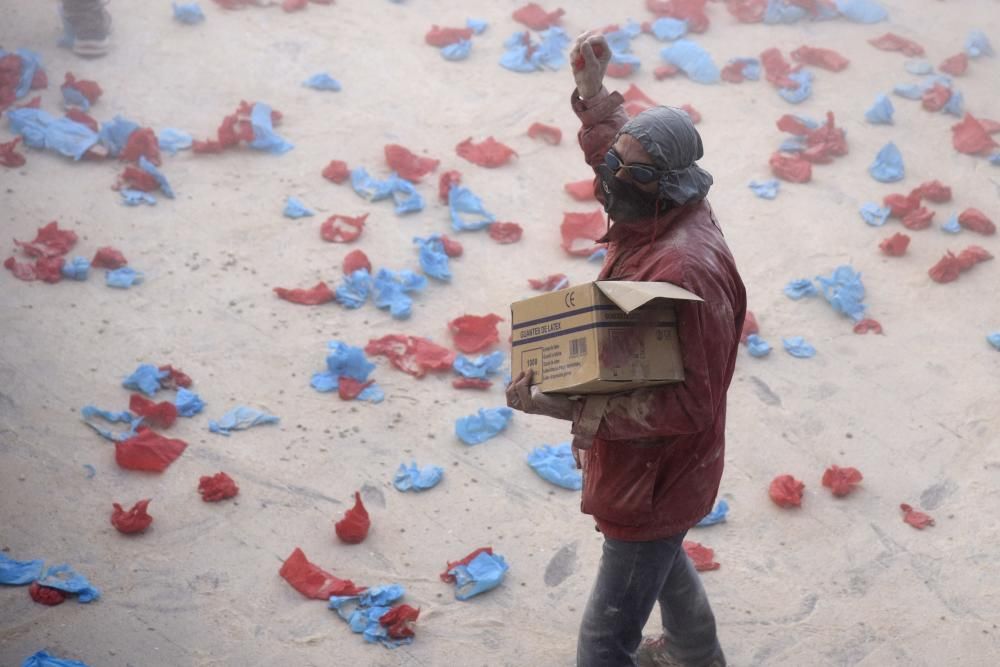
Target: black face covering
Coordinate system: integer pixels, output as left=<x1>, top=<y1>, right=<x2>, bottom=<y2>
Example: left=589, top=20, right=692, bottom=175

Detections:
left=595, top=163, right=662, bottom=223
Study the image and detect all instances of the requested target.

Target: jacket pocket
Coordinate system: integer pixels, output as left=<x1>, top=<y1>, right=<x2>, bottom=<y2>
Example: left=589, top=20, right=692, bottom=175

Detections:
left=582, top=439, right=663, bottom=526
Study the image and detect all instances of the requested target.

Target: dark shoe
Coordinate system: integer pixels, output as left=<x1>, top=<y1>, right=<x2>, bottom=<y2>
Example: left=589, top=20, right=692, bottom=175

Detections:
left=61, top=0, right=112, bottom=57
left=636, top=636, right=726, bottom=667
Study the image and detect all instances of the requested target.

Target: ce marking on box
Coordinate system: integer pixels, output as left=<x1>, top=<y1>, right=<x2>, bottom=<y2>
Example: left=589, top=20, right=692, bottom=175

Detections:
left=564, top=291, right=576, bottom=308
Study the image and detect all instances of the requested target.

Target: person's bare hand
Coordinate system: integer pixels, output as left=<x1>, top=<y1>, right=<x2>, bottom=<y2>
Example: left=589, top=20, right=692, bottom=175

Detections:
left=570, top=31, right=611, bottom=100
left=505, top=370, right=574, bottom=420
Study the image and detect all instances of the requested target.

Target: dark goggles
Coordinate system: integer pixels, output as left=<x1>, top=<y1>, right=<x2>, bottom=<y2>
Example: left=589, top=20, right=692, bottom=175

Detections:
left=604, top=149, right=662, bottom=185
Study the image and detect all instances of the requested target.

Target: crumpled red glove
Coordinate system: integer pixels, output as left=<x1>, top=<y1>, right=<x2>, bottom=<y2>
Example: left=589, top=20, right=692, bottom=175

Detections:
left=821, top=465, right=863, bottom=497
left=900, top=504, right=934, bottom=529
left=273, top=282, right=335, bottom=305
left=448, top=314, right=503, bottom=353
left=683, top=541, right=720, bottom=571
left=769, top=474, right=804, bottom=508
left=199, top=472, right=239, bottom=501
left=111, top=499, right=153, bottom=534
left=129, top=394, right=179, bottom=429
left=334, top=491, right=370, bottom=544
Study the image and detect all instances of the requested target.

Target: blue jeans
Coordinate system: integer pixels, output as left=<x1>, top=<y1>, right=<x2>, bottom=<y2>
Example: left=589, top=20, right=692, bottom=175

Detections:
left=577, top=532, right=723, bottom=666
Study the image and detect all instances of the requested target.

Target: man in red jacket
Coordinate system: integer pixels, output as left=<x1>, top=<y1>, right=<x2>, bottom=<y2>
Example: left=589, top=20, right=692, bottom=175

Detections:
left=506, top=31, right=745, bottom=667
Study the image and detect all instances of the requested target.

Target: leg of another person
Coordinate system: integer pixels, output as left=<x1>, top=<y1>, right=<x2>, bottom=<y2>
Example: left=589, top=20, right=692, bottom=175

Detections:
left=61, top=0, right=112, bottom=57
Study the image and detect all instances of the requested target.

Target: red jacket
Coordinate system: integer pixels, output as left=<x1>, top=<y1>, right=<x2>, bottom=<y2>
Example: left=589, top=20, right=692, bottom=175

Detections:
left=571, top=88, right=747, bottom=541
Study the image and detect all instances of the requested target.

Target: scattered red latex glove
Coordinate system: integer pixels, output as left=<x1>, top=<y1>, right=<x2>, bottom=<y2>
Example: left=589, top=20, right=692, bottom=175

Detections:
left=528, top=274, right=568, bottom=291
left=869, top=33, right=924, bottom=57
left=4, top=257, right=62, bottom=282
left=342, top=249, right=371, bottom=275
left=939, top=53, right=968, bottom=76
left=901, top=207, right=934, bottom=231
left=561, top=210, right=607, bottom=256
left=769, top=153, right=812, bottom=183
left=455, top=137, right=517, bottom=168
left=821, top=466, right=863, bottom=497
left=453, top=378, right=492, bottom=390
left=622, top=84, right=656, bottom=116
left=365, top=335, right=455, bottom=377
left=385, top=144, right=439, bottom=182
left=279, top=547, right=365, bottom=599
left=488, top=222, right=523, bottom=244
left=338, top=377, right=374, bottom=400
left=853, top=318, right=883, bottom=334
left=62, top=73, right=102, bottom=106
left=958, top=208, right=995, bottom=236
left=564, top=180, right=596, bottom=201
left=654, top=64, right=679, bottom=80
left=956, top=245, right=992, bottom=271
left=726, top=0, right=766, bottom=23
left=647, top=0, right=709, bottom=32
left=159, top=365, right=192, bottom=389
left=769, top=474, right=804, bottom=508
left=879, top=233, right=910, bottom=257
left=115, top=428, right=187, bottom=472
left=440, top=547, right=494, bottom=582
left=121, top=127, right=161, bottom=166
left=914, top=180, right=951, bottom=203
left=761, top=48, right=798, bottom=88
left=449, top=313, right=503, bottom=353
left=438, top=170, right=462, bottom=203
left=951, top=113, right=999, bottom=156
left=321, top=214, right=367, bottom=243
left=282, top=0, right=307, bottom=12
left=129, top=394, right=179, bottom=429
left=29, top=582, right=67, bottom=606
left=111, top=499, right=153, bottom=534
left=322, top=160, right=349, bottom=184
left=680, top=104, right=701, bottom=124
left=740, top=311, right=759, bottom=344
left=14, top=221, right=77, bottom=258
left=512, top=3, right=564, bottom=30
left=425, top=25, right=474, bottom=47
left=606, top=63, right=637, bottom=79
left=379, top=604, right=420, bottom=639
left=335, top=491, right=370, bottom=544
left=900, top=504, right=934, bottom=529
left=883, top=192, right=921, bottom=218
left=527, top=122, right=562, bottom=145
left=0, top=137, right=26, bottom=167
left=199, top=472, right=239, bottom=501
left=922, top=84, right=951, bottom=112
left=91, top=246, right=127, bottom=269
left=440, top=235, right=463, bottom=257
left=273, top=281, right=335, bottom=305
left=65, top=108, right=98, bottom=132
left=928, top=252, right=963, bottom=284
left=791, top=46, right=849, bottom=72
left=118, top=164, right=160, bottom=191
left=683, top=541, right=720, bottom=572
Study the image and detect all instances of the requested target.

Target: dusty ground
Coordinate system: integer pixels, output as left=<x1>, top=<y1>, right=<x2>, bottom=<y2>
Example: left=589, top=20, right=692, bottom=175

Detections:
left=1, top=1, right=999, bottom=665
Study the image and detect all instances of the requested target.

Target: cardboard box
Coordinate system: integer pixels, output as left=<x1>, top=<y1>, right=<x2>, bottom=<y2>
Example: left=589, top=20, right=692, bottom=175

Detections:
left=510, top=280, right=702, bottom=394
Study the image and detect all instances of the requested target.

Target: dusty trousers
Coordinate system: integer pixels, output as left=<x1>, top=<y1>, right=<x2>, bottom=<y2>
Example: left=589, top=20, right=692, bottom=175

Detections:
left=577, top=532, right=723, bottom=666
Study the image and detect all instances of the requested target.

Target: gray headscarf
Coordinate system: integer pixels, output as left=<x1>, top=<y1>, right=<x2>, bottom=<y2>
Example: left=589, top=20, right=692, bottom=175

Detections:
left=615, top=106, right=714, bottom=206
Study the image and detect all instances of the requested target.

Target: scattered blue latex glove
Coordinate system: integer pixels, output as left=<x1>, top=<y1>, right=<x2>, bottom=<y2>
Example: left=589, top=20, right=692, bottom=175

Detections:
left=453, top=351, right=504, bottom=379
left=7, top=108, right=99, bottom=160
left=448, top=551, right=509, bottom=600
left=455, top=407, right=514, bottom=445
left=965, top=30, right=994, bottom=58
left=121, top=189, right=156, bottom=206
left=139, top=155, right=175, bottom=198
left=158, top=128, right=193, bottom=155
left=394, top=461, right=444, bottom=492
left=466, top=18, right=488, bottom=34
left=175, top=388, right=205, bottom=417
left=351, top=167, right=396, bottom=201
left=748, top=179, right=779, bottom=199
left=0, top=553, right=44, bottom=585
left=588, top=247, right=607, bottom=262
left=763, top=1, right=812, bottom=24
left=4, top=48, right=42, bottom=99
left=860, top=202, right=891, bottom=226
left=391, top=176, right=424, bottom=214
left=941, top=214, right=961, bottom=233
left=904, top=60, right=932, bottom=75
left=310, top=372, right=384, bottom=402
left=869, top=141, right=904, bottom=182
left=783, top=336, right=816, bottom=358
left=106, top=267, right=144, bottom=288
left=660, top=40, right=720, bottom=84
left=650, top=17, right=688, bottom=41
left=36, top=564, right=100, bottom=602
left=448, top=185, right=495, bottom=231
left=442, top=40, right=472, bottom=61
left=943, top=91, right=964, bottom=117
left=283, top=196, right=314, bottom=218
left=172, top=2, right=205, bottom=24
left=21, top=651, right=92, bottom=667
left=336, top=269, right=373, bottom=309
left=304, top=73, right=342, bottom=91
left=696, top=499, right=730, bottom=526
left=726, top=57, right=761, bottom=81
left=745, top=334, right=772, bottom=357
left=61, top=256, right=90, bottom=280
left=816, top=265, right=867, bottom=321
left=784, top=278, right=818, bottom=299
left=61, top=85, right=91, bottom=111
left=865, top=94, right=894, bottom=124
left=322, top=340, right=375, bottom=381
left=892, top=83, right=922, bottom=100
left=605, top=25, right=641, bottom=72
left=500, top=28, right=569, bottom=72
left=208, top=406, right=279, bottom=435
left=526, top=442, right=581, bottom=490
left=329, top=584, right=411, bottom=648
left=778, top=69, right=812, bottom=104
left=990, top=152, right=1000, bottom=166
left=835, top=0, right=888, bottom=23
left=98, top=116, right=139, bottom=156
left=249, top=102, right=293, bottom=155
left=123, top=364, right=168, bottom=396
left=988, top=332, right=1000, bottom=350
left=373, top=268, right=426, bottom=319
left=414, top=235, right=451, bottom=281
left=80, top=405, right=143, bottom=441
left=779, top=136, right=807, bottom=152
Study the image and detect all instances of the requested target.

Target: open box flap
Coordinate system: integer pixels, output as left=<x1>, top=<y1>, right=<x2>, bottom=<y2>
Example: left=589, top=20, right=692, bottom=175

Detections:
left=595, top=281, right=703, bottom=315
